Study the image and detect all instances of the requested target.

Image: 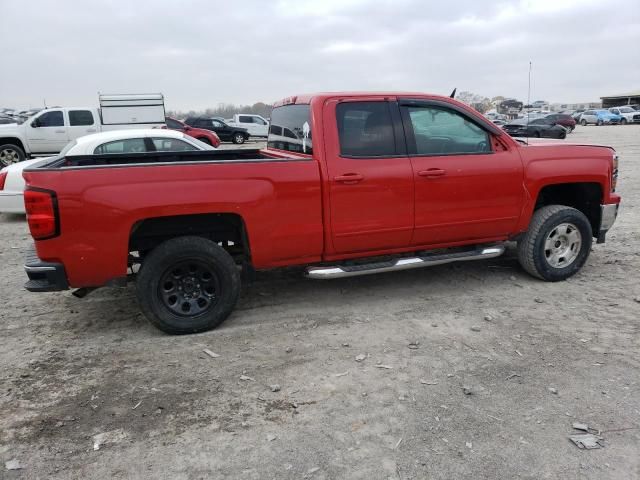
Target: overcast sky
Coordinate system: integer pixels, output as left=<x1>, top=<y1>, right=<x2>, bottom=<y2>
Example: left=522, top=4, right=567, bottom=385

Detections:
left=1, top=0, right=638, bottom=111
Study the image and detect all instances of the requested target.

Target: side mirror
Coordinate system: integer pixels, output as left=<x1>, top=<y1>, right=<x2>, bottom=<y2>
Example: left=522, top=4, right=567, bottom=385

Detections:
left=31, top=118, right=40, bottom=128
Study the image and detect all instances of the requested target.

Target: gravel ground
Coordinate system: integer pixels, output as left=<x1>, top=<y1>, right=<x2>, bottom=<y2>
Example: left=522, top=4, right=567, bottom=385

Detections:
left=1, top=127, right=638, bottom=480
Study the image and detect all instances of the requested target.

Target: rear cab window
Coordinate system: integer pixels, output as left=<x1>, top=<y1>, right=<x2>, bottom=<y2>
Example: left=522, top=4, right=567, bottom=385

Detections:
left=267, top=104, right=312, bottom=154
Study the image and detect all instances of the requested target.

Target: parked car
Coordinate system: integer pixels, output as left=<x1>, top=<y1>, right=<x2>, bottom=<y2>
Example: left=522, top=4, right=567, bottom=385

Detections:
left=0, top=115, right=16, bottom=125
left=0, top=129, right=214, bottom=214
left=502, top=118, right=567, bottom=139
left=544, top=113, right=576, bottom=132
left=0, top=93, right=166, bottom=166
left=580, top=109, right=622, bottom=126
left=184, top=117, right=250, bottom=144
left=608, top=106, right=640, bottom=124
left=163, top=117, right=221, bottom=147
left=22, top=91, right=620, bottom=334
left=225, top=114, right=269, bottom=137
left=571, top=111, right=584, bottom=122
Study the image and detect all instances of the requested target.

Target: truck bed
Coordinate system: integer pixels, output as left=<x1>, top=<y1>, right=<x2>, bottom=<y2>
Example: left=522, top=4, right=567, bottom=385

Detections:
left=29, top=149, right=286, bottom=169
left=22, top=148, right=324, bottom=286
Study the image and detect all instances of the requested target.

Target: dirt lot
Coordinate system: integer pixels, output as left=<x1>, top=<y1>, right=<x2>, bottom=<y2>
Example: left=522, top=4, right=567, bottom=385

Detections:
left=1, top=127, right=639, bottom=480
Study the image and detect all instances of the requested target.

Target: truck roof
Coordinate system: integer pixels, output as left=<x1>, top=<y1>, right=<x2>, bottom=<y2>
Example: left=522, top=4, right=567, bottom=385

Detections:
left=273, top=92, right=455, bottom=107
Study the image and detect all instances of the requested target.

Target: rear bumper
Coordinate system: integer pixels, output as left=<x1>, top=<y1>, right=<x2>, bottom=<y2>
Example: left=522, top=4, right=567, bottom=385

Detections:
left=597, top=203, right=619, bottom=244
left=24, top=243, right=69, bottom=292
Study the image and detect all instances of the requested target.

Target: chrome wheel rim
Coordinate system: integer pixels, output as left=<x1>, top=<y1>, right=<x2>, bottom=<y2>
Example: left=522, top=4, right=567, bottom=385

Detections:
left=544, top=223, right=582, bottom=268
left=0, top=148, right=20, bottom=166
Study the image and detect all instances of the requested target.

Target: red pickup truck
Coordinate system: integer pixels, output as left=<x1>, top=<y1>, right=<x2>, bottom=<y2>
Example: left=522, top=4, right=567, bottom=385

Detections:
left=22, top=92, right=620, bottom=334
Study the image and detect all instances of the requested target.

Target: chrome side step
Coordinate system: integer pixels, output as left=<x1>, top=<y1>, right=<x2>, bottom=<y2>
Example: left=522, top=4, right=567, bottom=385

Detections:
left=306, top=245, right=505, bottom=280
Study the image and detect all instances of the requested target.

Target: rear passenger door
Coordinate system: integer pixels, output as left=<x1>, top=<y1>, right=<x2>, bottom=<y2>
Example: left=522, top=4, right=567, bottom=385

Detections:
left=399, top=100, right=524, bottom=246
left=323, top=98, right=414, bottom=254
left=67, top=109, right=98, bottom=141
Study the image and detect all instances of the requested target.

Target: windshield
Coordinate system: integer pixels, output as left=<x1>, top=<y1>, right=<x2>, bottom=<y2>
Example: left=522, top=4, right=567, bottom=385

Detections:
left=267, top=104, right=312, bottom=154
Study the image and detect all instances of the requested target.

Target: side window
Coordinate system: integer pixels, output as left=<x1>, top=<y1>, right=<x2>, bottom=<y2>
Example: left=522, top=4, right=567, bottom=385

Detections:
left=37, top=111, right=64, bottom=127
left=212, top=120, right=224, bottom=128
left=94, top=138, right=147, bottom=154
left=405, top=106, right=490, bottom=155
left=69, top=110, right=94, bottom=126
left=254, top=117, right=267, bottom=125
left=239, top=116, right=252, bottom=123
left=336, top=102, right=396, bottom=157
left=151, top=138, right=197, bottom=152
left=195, top=119, right=209, bottom=128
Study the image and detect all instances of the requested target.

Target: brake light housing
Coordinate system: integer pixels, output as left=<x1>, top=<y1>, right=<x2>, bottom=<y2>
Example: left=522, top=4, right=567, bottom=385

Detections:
left=0, top=171, right=6, bottom=190
left=612, top=154, right=619, bottom=192
left=24, top=188, right=59, bottom=240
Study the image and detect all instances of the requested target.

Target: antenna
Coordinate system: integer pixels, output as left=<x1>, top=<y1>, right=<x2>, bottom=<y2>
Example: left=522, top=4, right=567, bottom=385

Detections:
left=526, top=61, right=532, bottom=145
left=450, top=88, right=457, bottom=99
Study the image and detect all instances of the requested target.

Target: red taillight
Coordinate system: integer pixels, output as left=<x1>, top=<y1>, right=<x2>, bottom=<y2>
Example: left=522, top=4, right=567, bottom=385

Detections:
left=0, top=171, right=6, bottom=190
left=24, top=188, right=59, bottom=240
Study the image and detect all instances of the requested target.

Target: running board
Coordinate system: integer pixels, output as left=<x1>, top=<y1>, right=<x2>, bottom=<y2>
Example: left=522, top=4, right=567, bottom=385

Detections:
left=306, top=245, right=505, bottom=280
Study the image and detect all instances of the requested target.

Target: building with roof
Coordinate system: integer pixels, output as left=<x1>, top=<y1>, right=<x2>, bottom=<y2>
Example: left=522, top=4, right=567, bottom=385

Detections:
left=600, top=90, right=640, bottom=108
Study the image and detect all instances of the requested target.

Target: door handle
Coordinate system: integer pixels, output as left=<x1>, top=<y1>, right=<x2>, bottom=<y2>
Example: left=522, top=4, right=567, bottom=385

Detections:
left=418, top=168, right=446, bottom=178
left=86, top=128, right=96, bottom=133
left=55, top=129, right=66, bottom=134
left=334, top=173, right=364, bottom=183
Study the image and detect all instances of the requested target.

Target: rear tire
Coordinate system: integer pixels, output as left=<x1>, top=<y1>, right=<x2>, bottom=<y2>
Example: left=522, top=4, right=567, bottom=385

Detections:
left=597, top=119, right=603, bottom=126
left=517, top=205, right=592, bottom=282
left=232, top=133, right=245, bottom=144
left=620, top=118, right=627, bottom=125
left=136, top=236, right=241, bottom=334
left=199, top=137, right=212, bottom=146
left=0, top=144, right=25, bottom=167
left=580, top=119, right=587, bottom=126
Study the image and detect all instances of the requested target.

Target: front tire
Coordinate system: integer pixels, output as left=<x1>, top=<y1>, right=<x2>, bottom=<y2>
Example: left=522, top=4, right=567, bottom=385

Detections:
left=198, top=137, right=212, bottom=146
left=517, top=205, right=592, bottom=282
left=597, top=119, right=603, bottom=126
left=136, top=236, right=241, bottom=334
left=620, top=118, right=627, bottom=125
left=580, top=119, right=587, bottom=126
left=0, top=144, right=25, bottom=167
left=232, top=133, right=245, bottom=144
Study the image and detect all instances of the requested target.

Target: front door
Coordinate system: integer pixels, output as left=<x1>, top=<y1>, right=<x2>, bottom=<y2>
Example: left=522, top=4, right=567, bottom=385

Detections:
left=399, top=100, right=524, bottom=246
left=324, top=98, right=414, bottom=254
left=25, top=110, right=69, bottom=153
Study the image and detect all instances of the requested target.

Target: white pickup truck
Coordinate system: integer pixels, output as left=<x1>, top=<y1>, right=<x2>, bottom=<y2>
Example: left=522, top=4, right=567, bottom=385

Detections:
left=225, top=113, right=269, bottom=138
left=0, top=93, right=166, bottom=166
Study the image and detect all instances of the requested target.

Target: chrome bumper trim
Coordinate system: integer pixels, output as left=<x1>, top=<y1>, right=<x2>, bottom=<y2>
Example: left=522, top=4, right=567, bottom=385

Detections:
left=600, top=203, right=619, bottom=231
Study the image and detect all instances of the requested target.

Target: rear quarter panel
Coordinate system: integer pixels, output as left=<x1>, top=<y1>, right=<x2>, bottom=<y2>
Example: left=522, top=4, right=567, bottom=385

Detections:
left=23, top=160, right=323, bottom=287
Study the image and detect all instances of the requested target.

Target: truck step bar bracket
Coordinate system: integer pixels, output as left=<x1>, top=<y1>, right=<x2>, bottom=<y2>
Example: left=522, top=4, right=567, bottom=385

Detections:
left=305, top=245, right=506, bottom=280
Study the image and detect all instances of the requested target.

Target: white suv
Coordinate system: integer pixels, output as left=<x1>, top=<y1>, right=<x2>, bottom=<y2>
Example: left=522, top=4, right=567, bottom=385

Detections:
left=609, top=106, right=640, bottom=125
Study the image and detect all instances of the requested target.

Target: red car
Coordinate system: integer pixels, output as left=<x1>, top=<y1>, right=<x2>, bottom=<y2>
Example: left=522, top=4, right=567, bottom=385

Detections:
left=545, top=113, right=577, bottom=132
left=163, top=116, right=221, bottom=148
left=22, top=92, right=620, bottom=334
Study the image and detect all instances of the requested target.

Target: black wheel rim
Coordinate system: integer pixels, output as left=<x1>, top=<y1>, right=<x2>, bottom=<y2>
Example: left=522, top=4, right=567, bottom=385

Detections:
left=158, top=260, right=220, bottom=317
